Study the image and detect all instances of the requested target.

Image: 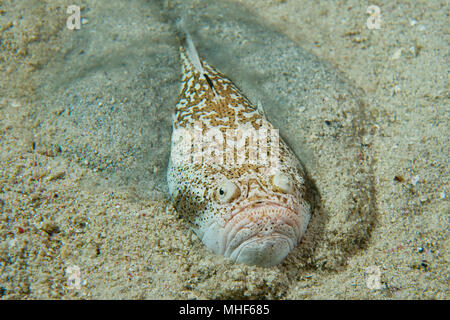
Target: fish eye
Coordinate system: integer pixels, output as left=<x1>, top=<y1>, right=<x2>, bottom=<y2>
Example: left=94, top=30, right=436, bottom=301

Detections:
left=271, top=171, right=294, bottom=194
left=215, top=179, right=240, bottom=204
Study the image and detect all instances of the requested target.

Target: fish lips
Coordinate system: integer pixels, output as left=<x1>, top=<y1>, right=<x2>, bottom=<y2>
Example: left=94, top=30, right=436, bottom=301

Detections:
left=201, top=202, right=309, bottom=267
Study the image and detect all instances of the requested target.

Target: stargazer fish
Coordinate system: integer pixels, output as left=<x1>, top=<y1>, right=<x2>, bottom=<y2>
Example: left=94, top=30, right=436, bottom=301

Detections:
left=167, top=34, right=311, bottom=267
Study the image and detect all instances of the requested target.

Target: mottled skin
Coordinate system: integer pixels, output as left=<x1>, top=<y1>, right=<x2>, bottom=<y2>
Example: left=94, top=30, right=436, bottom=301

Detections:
left=167, top=38, right=311, bottom=267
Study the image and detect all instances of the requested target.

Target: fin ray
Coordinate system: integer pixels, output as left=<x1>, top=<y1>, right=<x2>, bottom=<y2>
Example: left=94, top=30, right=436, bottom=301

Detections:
left=184, top=33, right=205, bottom=73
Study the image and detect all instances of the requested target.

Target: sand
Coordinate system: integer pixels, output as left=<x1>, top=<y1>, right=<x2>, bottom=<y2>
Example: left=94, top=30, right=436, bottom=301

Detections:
left=0, top=0, right=448, bottom=299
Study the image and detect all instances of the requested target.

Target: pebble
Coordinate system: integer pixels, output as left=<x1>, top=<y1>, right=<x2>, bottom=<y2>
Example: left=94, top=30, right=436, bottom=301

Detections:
left=40, top=221, right=59, bottom=235
left=393, top=85, right=402, bottom=95
left=391, top=48, right=402, bottom=60
left=409, top=46, right=417, bottom=57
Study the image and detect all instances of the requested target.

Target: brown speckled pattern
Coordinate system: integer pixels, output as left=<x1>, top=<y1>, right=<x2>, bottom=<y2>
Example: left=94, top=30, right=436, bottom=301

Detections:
left=167, top=42, right=311, bottom=266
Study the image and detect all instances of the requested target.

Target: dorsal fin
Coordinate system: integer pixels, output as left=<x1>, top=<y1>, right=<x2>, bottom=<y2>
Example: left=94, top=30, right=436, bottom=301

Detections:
left=184, top=33, right=205, bottom=74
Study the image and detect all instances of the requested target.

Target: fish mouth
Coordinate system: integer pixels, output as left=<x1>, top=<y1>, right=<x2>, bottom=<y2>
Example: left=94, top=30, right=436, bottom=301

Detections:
left=230, top=235, right=294, bottom=267
left=221, top=202, right=306, bottom=267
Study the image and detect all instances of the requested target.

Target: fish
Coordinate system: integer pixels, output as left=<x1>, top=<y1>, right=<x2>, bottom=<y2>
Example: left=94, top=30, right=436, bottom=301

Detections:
left=167, top=34, right=312, bottom=267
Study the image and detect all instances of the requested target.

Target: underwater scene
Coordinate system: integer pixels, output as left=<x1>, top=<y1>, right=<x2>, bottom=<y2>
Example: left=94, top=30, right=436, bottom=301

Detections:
left=0, top=0, right=448, bottom=300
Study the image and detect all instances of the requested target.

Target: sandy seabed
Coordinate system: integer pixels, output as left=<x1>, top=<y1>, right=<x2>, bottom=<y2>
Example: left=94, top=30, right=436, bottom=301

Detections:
left=0, top=0, right=448, bottom=299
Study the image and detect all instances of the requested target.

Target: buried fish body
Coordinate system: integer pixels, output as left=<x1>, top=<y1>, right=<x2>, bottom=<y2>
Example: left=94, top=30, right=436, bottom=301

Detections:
left=167, top=35, right=311, bottom=267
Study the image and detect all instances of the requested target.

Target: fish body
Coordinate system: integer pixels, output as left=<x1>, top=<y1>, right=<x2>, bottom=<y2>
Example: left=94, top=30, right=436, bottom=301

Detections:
left=167, top=36, right=311, bottom=267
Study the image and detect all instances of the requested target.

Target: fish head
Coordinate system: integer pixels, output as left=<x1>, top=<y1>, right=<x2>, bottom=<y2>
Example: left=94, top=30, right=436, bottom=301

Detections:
left=193, top=164, right=311, bottom=267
